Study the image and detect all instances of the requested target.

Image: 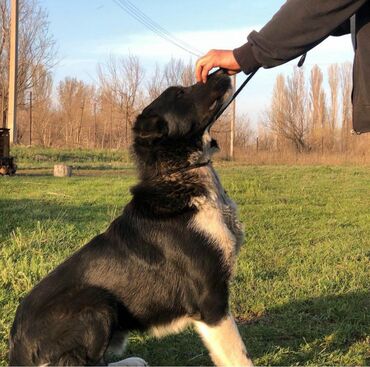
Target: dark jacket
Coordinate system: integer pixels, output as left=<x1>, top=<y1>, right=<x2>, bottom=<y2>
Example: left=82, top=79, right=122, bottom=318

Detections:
left=233, top=0, right=370, bottom=134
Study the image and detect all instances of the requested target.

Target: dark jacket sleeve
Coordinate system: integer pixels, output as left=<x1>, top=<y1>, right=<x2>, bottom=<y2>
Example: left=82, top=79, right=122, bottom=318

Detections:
left=233, top=0, right=368, bottom=74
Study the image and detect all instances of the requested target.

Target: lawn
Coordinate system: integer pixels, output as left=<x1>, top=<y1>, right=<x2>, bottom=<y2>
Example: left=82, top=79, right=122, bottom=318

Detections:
left=0, top=155, right=369, bottom=365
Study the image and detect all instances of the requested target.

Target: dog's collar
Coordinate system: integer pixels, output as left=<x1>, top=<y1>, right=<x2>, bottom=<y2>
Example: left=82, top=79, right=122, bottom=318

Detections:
left=163, top=159, right=211, bottom=175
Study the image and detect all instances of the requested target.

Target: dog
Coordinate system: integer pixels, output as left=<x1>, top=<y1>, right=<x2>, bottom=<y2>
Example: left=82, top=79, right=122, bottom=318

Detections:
left=9, top=69, right=253, bottom=366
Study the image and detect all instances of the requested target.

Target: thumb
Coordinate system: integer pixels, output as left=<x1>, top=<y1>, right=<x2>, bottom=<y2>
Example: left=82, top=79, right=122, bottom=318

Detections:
left=227, top=70, right=240, bottom=76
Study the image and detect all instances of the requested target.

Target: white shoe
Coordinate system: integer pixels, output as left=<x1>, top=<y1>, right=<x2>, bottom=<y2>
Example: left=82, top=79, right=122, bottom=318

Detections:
left=108, top=357, right=148, bottom=366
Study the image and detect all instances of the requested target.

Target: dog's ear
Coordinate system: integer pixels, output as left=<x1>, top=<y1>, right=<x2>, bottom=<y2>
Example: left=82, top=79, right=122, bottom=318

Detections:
left=133, top=114, right=168, bottom=140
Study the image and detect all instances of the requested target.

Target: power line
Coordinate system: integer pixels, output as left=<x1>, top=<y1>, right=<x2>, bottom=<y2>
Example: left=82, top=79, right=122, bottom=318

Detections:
left=112, top=0, right=202, bottom=57
left=119, top=0, right=202, bottom=55
left=113, top=0, right=201, bottom=56
left=113, top=0, right=201, bottom=57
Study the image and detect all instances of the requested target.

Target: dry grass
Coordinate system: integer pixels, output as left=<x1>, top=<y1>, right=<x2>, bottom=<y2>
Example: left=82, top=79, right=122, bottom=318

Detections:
left=232, top=150, right=370, bottom=166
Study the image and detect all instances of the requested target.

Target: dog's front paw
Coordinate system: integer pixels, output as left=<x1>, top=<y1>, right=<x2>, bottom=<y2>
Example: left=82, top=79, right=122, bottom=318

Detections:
left=108, top=357, right=149, bottom=367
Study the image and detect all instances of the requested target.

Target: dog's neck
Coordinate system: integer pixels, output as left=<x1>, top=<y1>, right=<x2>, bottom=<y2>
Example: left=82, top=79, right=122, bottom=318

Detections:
left=162, top=159, right=211, bottom=176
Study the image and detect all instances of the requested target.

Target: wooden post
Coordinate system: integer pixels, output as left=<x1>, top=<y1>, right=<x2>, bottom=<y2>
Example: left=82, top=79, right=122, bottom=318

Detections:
left=110, top=103, right=113, bottom=149
left=94, top=102, right=97, bottom=148
left=29, top=91, right=32, bottom=146
left=8, top=0, right=19, bottom=144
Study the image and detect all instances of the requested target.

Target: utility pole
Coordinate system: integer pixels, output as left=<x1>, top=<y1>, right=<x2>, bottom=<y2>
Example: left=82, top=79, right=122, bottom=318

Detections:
left=93, top=102, right=97, bottom=149
left=8, top=0, right=19, bottom=144
left=125, top=98, right=129, bottom=147
left=230, top=74, right=236, bottom=160
left=29, top=91, right=32, bottom=146
left=110, top=103, right=113, bottom=149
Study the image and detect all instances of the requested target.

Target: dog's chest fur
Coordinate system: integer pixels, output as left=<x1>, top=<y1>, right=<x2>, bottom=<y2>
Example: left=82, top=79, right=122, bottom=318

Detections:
left=190, top=165, right=244, bottom=265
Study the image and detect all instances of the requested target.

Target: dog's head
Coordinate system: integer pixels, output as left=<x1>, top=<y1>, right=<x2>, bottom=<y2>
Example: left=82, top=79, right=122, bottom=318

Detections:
left=133, top=69, right=232, bottom=171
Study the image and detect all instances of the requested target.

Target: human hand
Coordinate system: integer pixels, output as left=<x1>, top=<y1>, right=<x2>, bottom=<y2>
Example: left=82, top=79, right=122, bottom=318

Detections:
left=195, top=49, right=241, bottom=83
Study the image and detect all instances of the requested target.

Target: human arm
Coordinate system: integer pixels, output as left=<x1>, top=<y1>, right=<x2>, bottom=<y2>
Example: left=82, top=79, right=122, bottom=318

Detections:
left=233, top=0, right=367, bottom=74
left=196, top=0, right=367, bottom=82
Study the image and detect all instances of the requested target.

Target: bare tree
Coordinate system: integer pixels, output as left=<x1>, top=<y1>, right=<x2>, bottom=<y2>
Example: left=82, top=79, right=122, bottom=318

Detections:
left=340, top=62, right=352, bottom=151
left=180, top=59, right=196, bottom=87
left=162, top=57, right=195, bottom=87
left=268, top=68, right=309, bottom=152
left=58, top=77, right=94, bottom=146
left=147, top=63, right=165, bottom=100
left=309, top=65, right=327, bottom=133
left=328, top=64, right=339, bottom=131
left=234, top=114, right=254, bottom=149
left=163, top=57, right=185, bottom=86
left=97, top=55, right=144, bottom=147
left=146, top=58, right=195, bottom=103
left=29, top=65, right=54, bottom=146
left=0, top=0, right=57, bottom=127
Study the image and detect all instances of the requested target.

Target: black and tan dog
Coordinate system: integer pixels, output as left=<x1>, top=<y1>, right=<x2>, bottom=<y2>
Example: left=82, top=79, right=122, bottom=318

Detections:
left=9, top=70, right=253, bottom=366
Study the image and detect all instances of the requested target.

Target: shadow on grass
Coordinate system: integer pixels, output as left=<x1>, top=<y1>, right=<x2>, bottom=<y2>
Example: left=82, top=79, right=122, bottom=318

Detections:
left=125, top=291, right=369, bottom=366
left=0, top=198, right=116, bottom=237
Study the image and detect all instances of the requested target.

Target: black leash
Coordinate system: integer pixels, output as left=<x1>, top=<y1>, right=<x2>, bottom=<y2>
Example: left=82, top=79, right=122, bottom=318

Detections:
left=211, top=69, right=258, bottom=123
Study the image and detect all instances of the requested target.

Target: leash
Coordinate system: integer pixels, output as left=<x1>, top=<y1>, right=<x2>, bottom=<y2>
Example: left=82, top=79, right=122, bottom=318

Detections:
left=210, top=69, right=258, bottom=124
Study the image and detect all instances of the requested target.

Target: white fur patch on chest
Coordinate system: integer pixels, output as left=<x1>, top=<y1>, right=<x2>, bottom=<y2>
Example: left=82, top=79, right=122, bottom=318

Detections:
left=190, top=200, right=236, bottom=263
left=188, top=164, right=244, bottom=264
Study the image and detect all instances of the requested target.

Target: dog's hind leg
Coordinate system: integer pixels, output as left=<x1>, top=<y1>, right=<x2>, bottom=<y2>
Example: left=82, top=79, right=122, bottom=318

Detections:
left=104, top=330, right=128, bottom=361
left=194, top=314, right=253, bottom=367
left=104, top=331, right=148, bottom=367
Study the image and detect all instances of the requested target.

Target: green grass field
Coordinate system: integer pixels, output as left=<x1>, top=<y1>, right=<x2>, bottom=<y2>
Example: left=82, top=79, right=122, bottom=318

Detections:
left=0, top=149, right=369, bottom=365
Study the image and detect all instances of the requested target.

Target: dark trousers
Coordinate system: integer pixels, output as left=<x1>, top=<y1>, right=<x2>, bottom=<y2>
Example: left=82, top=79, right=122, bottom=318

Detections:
left=353, top=1, right=370, bottom=133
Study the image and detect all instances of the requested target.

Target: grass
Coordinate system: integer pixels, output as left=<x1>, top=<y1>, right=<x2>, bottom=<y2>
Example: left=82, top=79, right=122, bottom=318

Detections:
left=0, top=151, right=369, bottom=365
left=11, top=146, right=132, bottom=170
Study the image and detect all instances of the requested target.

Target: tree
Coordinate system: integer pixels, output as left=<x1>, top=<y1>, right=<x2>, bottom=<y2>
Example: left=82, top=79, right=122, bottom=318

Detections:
left=147, top=63, right=165, bottom=101
left=58, top=77, right=95, bottom=146
left=29, top=65, right=54, bottom=147
left=340, top=62, right=352, bottom=151
left=146, top=58, right=195, bottom=103
left=97, top=55, right=144, bottom=147
left=162, top=57, right=195, bottom=87
left=309, top=65, right=327, bottom=134
left=0, top=0, right=57, bottom=127
left=234, top=114, right=253, bottom=149
left=328, top=64, right=339, bottom=131
left=268, top=68, right=309, bottom=152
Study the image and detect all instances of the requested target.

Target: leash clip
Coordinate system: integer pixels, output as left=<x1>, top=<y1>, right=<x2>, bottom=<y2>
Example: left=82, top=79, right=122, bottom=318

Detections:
left=298, top=53, right=307, bottom=67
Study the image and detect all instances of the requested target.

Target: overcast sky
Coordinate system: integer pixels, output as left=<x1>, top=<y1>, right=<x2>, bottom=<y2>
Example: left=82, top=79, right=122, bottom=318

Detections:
left=39, top=0, right=354, bottom=125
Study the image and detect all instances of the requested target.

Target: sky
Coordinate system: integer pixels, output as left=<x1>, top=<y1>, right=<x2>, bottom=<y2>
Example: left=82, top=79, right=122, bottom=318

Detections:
left=39, top=0, right=354, bottom=125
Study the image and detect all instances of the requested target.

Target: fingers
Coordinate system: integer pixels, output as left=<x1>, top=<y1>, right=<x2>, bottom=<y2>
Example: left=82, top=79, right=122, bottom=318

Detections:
left=201, top=62, right=214, bottom=84
left=195, top=57, right=205, bottom=83
left=196, top=50, right=215, bottom=83
left=195, top=49, right=241, bottom=83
